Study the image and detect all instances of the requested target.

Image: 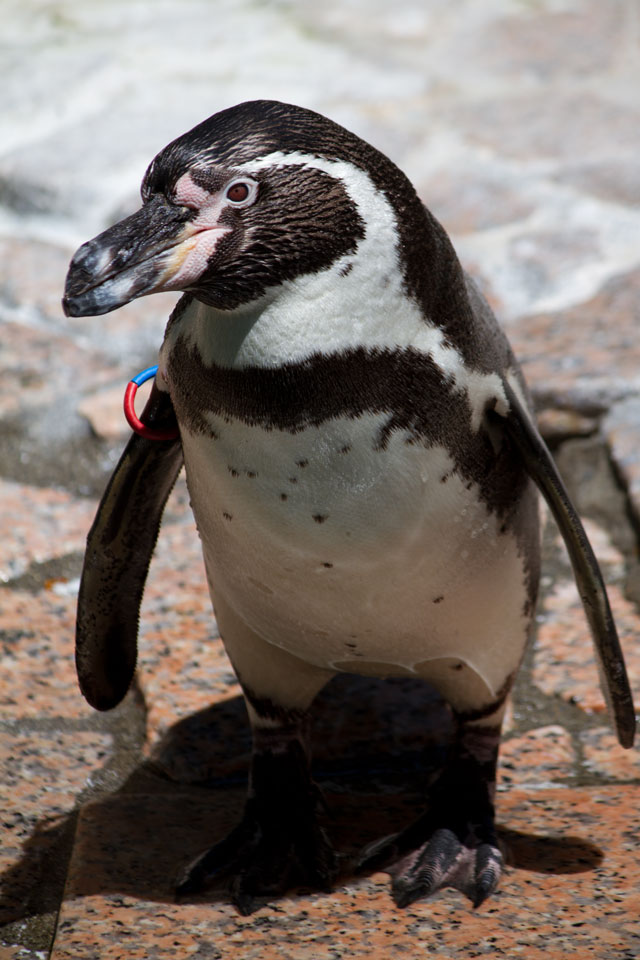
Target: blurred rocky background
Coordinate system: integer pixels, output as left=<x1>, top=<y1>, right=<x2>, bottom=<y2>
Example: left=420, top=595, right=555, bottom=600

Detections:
left=1, top=1, right=639, bottom=957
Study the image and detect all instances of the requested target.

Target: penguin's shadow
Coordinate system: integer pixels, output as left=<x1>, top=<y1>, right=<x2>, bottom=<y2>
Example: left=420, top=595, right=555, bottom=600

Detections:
left=0, top=675, right=602, bottom=923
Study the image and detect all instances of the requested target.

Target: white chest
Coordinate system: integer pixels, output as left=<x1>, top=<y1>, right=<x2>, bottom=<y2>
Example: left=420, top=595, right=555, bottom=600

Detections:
left=157, top=265, right=532, bottom=694
left=178, top=408, right=530, bottom=695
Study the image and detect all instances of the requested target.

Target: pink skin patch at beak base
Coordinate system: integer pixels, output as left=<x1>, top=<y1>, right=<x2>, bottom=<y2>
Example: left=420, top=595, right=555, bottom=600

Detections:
left=160, top=172, right=233, bottom=289
left=160, top=225, right=231, bottom=289
left=173, top=172, right=216, bottom=210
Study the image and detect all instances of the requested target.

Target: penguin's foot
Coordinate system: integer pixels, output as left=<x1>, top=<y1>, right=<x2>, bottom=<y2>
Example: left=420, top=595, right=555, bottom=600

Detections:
left=358, top=721, right=503, bottom=908
left=358, top=812, right=503, bottom=908
left=177, top=795, right=338, bottom=914
left=176, top=731, right=338, bottom=914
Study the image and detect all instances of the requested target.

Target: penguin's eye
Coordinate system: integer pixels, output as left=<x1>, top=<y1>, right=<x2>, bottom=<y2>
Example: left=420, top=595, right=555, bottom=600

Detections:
left=224, top=179, right=258, bottom=207
left=227, top=183, right=249, bottom=202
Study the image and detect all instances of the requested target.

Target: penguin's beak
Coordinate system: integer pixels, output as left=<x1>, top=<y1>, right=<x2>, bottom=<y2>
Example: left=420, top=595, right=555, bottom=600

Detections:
left=62, top=196, right=229, bottom=317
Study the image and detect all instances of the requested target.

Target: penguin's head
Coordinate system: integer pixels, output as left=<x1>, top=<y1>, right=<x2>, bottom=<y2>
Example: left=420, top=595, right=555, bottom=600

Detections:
left=63, top=100, right=437, bottom=318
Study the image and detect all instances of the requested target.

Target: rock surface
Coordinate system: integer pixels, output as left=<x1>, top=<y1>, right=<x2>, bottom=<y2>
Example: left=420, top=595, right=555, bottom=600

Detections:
left=1, top=1, right=639, bottom=957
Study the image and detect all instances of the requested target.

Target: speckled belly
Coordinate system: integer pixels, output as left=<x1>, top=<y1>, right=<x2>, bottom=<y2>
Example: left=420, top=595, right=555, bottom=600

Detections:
left=180, top=410, right=531, bottom=694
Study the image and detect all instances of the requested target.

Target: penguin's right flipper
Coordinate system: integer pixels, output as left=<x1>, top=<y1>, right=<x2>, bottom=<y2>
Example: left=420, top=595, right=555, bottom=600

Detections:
left=76, top=385, right=183, bottom=711
left=493, top=380, right=636, bottom=748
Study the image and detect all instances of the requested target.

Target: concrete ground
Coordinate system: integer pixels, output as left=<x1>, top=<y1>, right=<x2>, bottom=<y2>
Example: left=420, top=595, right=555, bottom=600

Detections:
left=1, top=1, right=640, bottom=957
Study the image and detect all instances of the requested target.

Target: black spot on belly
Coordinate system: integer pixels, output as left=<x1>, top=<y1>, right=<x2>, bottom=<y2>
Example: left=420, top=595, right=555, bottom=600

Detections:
left=339, top=262, right=353, bottom=278
left=246, top=470, right=257, bottom=478
left=228, top=466, right=239, bottom=478
left=313, top=514, right=328, bottom=524
left=289, top=476, right=298, bottom=484
left=296, top=458, right=309, bottom=468
left=322, top=562, right=333, bottom=568
left=340, top=444, right=351, bottom=454
left=222, top=511, right=233, bottom=521
left=433, top=595, right=444, bottom=604
left=168, top=339, right=531, bottom=537
left=280, top=493, right=288, bottom=501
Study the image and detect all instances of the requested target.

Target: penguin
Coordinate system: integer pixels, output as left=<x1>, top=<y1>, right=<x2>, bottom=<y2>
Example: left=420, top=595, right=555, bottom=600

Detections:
left=63, top=100, right=635, bottom=914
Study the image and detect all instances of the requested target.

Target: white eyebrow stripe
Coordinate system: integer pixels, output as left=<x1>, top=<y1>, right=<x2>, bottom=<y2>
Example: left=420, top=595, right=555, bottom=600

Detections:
left=240, top=152, right=507, bottom=427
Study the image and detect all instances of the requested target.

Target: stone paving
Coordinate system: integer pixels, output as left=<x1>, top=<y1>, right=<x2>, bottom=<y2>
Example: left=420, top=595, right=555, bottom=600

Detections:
left=1, top=1, right=640, bottom=957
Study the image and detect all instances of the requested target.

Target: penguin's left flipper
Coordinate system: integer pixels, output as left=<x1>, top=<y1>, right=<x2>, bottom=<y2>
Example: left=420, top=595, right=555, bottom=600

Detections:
left=76, top=384, right=182, bottom=711
left=493, top=379, right=636, bottom=749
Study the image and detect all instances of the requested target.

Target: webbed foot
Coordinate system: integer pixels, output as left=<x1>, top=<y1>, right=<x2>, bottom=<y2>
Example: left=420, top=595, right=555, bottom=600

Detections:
left=176, top=734, right=338, bottom=914
left=359, top=813, right=502, bottom=908
left=358, top=720, right=503, bottom=908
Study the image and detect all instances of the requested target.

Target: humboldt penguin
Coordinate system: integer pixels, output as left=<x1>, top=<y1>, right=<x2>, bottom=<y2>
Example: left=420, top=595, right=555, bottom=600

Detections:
left=63, top=99, right=635, bottom=914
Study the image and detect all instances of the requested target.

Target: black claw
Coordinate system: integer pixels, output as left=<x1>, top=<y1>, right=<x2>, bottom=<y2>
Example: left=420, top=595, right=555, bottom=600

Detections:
left=232, top=876, right=267, bottom=911
left=391, top=834, right=455, bottom=908
left=363, top=814, right=504, bottom=909
left=369, top=721, right=506, bottom=908
left=233, top=891, right=258, bottom=916
left=472, top=844, right=503, bottom=908
left=389, top=836, right=503, bottom=909
left=394, top=887, right=418, bottom=910
left=472, top=885, right=492, bottom=910
left=472, top=874, right=497, bottom=909
left=392, top=869, right=440, bottom=909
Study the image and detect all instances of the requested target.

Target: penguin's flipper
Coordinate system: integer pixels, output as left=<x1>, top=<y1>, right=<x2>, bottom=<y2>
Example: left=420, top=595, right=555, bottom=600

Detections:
left=76, top=385, right=183, bottom=711
left=493, top=379, right=636, bottom=748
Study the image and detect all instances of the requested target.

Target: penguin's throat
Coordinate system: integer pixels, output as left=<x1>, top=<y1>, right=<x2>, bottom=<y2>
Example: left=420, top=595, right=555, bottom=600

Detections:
left=165, top=269, right=450, bottom=375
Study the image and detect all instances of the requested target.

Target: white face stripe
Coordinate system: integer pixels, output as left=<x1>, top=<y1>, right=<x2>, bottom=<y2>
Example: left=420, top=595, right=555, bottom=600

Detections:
left=168, top=150, right=508, bottom=430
